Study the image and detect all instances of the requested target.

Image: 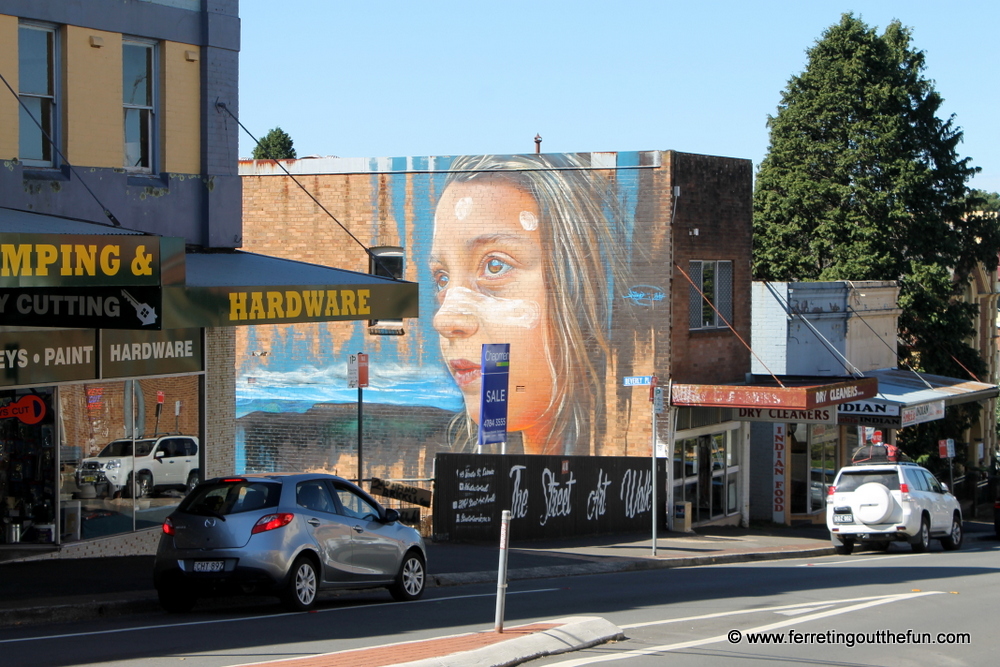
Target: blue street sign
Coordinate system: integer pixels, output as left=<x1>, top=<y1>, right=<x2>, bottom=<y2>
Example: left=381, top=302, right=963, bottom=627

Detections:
left=479, top=343, right=510, bottom=446
left=622, top=375, right=653, bottom=386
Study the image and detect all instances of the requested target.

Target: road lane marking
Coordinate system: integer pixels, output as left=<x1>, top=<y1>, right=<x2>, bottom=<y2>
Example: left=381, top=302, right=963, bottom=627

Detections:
left=554, top=591, right=943, bottom=665
left=620, top=592, right=932, bottom=629
left=0, top=587, right=560, bottom=645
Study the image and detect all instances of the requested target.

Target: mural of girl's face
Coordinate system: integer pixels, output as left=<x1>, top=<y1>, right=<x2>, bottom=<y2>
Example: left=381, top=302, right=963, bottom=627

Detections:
left=430, top=178, right=556, bottom=447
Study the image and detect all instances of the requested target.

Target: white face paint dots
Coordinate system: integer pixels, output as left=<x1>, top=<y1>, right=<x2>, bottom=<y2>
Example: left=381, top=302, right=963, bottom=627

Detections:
left=519, top=210, right=538, bottom=231
left=454, top=197, right=473, bottom=221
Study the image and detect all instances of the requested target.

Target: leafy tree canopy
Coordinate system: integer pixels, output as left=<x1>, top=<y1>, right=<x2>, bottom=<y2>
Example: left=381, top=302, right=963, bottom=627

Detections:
left=252, top=127, right=297, bottom=160
left=752, top=14, right=1000, bottom=460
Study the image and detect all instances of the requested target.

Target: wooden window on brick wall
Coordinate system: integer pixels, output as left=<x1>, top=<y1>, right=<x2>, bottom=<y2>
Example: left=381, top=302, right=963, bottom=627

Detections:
left=688, top=260, right=732, bottom=330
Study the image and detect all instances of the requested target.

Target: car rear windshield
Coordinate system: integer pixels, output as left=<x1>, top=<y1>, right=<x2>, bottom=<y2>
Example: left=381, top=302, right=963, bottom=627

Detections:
left=179, top=481, right=281, bottom=517
left=836, top=470, right=900, bottom=492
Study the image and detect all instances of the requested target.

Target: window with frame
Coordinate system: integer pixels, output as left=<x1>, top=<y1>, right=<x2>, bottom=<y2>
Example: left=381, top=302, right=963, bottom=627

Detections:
left=18, top=23, right=57, bottom=167
left=123, top=40, right=156, bottom=171
left=688, top=260, right=732, bottom=330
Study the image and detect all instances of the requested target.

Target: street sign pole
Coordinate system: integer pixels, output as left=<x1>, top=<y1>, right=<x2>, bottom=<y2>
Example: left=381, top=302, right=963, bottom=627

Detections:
left=349, top=353, right=369, bottom=485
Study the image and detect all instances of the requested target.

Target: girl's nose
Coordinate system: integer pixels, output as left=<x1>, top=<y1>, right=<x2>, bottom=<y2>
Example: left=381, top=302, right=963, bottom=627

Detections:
left=432, top=287, right=480, bottom=339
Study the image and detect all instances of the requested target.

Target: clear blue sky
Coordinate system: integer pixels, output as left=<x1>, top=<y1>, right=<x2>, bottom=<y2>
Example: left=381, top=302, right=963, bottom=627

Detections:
left=239, top=1, right=999, bottom=193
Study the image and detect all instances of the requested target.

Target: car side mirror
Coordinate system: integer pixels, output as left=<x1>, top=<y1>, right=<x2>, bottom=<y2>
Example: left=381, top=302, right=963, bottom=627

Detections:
left=383, top=508, right=400, bottom=523
left=941, top=483, right=949, bottom=493
left=154, top=451, right=165, bottom=461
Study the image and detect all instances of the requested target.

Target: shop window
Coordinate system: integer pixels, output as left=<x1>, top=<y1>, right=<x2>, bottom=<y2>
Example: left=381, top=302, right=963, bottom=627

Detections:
left=123, top=39, right=156, bottom=171
left=368, top=246, right=405, bottom=335
left=688, top=260, right=732, bottom=330
left=18, top=23, right=57, bottom=167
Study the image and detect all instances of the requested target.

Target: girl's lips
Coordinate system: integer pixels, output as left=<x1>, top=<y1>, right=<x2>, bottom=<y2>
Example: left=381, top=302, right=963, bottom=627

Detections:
left=449, top=359, right=481, bottom=388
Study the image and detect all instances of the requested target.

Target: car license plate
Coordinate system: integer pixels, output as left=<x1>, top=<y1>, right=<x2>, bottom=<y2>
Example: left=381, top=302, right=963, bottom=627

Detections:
left=833, top=514, right=854, bottom=524
left=193, top=560, right=225, bottom=573
left=81, top=475, right=97, bottom=484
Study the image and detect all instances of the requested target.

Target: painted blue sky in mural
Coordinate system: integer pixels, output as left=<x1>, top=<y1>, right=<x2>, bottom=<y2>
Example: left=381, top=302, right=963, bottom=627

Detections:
left=239, top=0, right=999, bottom=194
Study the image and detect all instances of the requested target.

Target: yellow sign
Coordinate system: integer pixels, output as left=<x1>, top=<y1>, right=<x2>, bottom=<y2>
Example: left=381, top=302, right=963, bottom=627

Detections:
left=227, top=289, right=371, bottom=321
left=0, top=234, right=169, bottom=287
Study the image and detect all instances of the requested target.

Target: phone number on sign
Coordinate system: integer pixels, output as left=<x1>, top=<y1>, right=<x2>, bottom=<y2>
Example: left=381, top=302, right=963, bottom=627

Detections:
left=482, top=417, right=506, bottom=429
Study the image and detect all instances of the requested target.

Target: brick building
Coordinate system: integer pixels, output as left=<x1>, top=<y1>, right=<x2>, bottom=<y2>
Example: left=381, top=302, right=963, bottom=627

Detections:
left=239, top=150, right=762, bottom=528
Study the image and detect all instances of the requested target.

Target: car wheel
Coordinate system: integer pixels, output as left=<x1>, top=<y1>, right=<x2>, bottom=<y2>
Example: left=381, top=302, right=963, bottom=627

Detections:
left=135, top=473, right=153, bottom=498
left=910, top=516, right=931, bottom=553
left=185, top=471, right=201, bottom=495
left=158, top=586, right=197, bottom=613
left=941, top=515, right=963, bottom=551
left=281, top=556, right=319, bottom=611
left=389, top=551, right=426, bottom=601
left=832, top=536, right=854, bottom=555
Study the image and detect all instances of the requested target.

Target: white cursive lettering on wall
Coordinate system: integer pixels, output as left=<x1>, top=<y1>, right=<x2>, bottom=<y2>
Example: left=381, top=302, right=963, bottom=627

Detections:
left=539, top=468, right=576, bottom=526
left=586, top=469, right=613, bottom=520
left=509, top=465, right=529, bottom=519
left=620, top=468, right=652, bottom=518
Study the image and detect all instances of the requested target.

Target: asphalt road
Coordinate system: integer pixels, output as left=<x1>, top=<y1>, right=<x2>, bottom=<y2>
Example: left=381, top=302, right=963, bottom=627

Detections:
left=1, top=538, right=997, bottom=667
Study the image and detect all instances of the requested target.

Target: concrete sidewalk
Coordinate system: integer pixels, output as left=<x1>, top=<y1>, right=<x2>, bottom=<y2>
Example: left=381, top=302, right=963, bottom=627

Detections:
left=1, top=519, right=995, bottom=666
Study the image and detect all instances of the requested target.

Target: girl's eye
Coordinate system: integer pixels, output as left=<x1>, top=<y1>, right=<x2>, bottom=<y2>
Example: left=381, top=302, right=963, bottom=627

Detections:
left=482, top=257, right=512, bottom=278
left=433, top=271, right=450, bottom=292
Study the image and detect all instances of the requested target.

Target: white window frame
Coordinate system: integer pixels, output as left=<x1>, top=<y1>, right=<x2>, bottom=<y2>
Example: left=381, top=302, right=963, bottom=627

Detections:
left=122, top=38, right=157, bottom=172
left=688, top=260, right=733, bottom=330
left=18, top=22, right=58, bottom=167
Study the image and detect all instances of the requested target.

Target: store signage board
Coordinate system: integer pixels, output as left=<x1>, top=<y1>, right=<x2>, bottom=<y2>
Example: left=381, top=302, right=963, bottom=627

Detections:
left=101, top=328, right=203, bottom=378
left=737, top=406, right=837, bottom=424
left=479, top=343, right=510, bottom=446
left=901, top=400, right=945, bottom=427
left=0, top=234, right=184, bottom=288
left=672, top=377, right=878, bottom=409
left=0, top=286, right=162, bottom=329
left=164, top=282, right=419, bottom=328
left=0, top=329, right=98, bottom=386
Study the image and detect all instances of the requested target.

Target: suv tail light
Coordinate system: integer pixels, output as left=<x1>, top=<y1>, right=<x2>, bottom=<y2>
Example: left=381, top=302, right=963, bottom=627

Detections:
left=900, top=483, right=909, bottom=493
left=827, top=485, right=836, bottom=496
left=252, top=513, right=294, bottom=535
left=162, top=517, right=175, bottom=536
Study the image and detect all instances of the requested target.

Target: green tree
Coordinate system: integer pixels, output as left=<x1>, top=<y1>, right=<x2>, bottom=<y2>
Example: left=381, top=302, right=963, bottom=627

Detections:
left=252, top=127, right=297, bottom=160
left=753, top=14, right=1000, bottom=458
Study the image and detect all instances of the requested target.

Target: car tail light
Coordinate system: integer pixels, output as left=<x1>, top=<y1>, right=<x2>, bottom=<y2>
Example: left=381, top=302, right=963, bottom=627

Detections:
left=827, top=485, right=836, bottom=496
left=162, top=518, right=175, bottom=536
left=900, top=483, right=909, bottom=493
left=222, top=477, right=246, bottom=483
left=251, top=513, right=294, bottom=535
left=994, top=500, right=1000, bottom=510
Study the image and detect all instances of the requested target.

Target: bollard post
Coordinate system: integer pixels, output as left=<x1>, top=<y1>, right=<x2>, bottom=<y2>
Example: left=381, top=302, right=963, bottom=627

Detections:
left=495, top=509, right=512, bottom=633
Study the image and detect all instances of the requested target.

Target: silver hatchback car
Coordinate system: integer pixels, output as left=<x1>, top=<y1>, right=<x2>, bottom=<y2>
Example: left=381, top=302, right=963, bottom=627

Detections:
left=153, top=473, right=427, bottom=612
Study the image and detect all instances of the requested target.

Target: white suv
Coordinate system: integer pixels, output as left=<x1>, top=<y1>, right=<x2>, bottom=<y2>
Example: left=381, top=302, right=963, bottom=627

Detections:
left=75, top=435, right=200, bottom=498
left=826, top=461, right=962, bottom=554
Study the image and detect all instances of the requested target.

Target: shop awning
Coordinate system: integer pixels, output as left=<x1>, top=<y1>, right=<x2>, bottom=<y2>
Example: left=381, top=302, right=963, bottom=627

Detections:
left=837, top=368, right=999, bottom=428
left=671, top=376, right=879, bottom=423
left=161, top=250, right=418, bottom=328
left=0, top=208, right=419, bottom=329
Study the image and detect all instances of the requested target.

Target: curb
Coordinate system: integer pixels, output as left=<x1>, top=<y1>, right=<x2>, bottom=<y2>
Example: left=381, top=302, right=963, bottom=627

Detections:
left=394, top=617, right=624, bottom=667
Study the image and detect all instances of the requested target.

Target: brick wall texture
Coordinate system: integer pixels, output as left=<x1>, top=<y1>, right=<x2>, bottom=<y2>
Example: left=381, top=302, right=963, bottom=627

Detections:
left=236, top=150, right=753, bottom=484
